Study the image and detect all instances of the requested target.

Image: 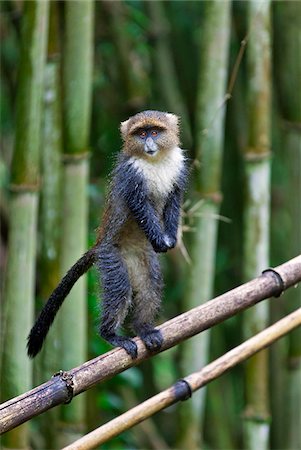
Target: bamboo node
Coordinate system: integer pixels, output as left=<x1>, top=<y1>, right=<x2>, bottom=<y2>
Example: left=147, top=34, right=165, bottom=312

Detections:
left=198, top=191, right=223, bottom=204
left=287, top=355, right=301, bottom=370
left=172, top=379, right=192, bottom=401
left=243, top=409, right=271, bottom=423
left=62, top=151, right=91, bottom=164
left=281, top=119, right=301, bottom=132
left=52, top=370, right=74, bottom=404
left=262, top=268, right=285, bottom=297
left=9, top=183, right=40, bottom=193
left=243, top=149, right=271, bottom=162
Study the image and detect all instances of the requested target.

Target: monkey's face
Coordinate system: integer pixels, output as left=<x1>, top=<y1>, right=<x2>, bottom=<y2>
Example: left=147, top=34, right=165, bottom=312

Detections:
left=121, top=111, right=180, bottom=159
left=128, top=126, right=179, bottom=159
left=134, top=126, right=165, bottom=157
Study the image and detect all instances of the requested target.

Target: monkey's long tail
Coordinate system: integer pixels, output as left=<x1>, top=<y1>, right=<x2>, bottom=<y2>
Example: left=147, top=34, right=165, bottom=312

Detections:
left=27, top=247, right=97, bottom=358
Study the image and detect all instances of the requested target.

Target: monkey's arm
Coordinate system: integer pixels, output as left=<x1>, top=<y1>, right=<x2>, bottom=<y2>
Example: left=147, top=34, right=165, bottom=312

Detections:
left=163, top=164, right=189, bottom=246
left=114, top=162, right=170, bottom=252
left=163, top=186, right=182, bottom=247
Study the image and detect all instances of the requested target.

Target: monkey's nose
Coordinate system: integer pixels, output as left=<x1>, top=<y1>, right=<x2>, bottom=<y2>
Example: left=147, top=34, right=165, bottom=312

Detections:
left=144, top=137, right=158, bottom=155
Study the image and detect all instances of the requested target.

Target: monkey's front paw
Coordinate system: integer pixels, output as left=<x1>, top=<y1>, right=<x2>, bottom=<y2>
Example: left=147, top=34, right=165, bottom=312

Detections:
left=152, top=235, right=174, bottom=253
left=164, top=235, right=177, bottom=249
left=140, top=329, right=163, bottom=353
left=152, top=237, right=169, bottom=253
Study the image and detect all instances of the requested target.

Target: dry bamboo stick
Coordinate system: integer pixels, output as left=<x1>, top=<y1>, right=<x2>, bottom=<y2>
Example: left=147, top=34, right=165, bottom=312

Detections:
left=63, top=307, right=301, bottom=450
left=0, top=255, right=300, bottom=434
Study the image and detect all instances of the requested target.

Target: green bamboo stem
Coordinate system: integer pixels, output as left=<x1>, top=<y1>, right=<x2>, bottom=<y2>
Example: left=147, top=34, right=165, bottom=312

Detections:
left=1, top=193, right=38, bottom=449
left=243, top=1, right=271, bottom=449
left=273, top=2, right=301, bottom=448
left=58, top=160, right=89, bottom=432
left=38, top=17, right=62, bottom=386
left=178, top=2, right=231, bottom=448
left=58, top=0, right=94, bottom=444
left=145, top=0, right=192, bottom=147
left=0, top=2, right=49, bottom=448
left=106, top=0, right=146, bottom=111
left=34, top=5, right=63, bottom=444
left=63, top=0, right=94, bottom=155
left=285, top=136, right=301, bottom=449
left=0, top=156, right=8, bottom=369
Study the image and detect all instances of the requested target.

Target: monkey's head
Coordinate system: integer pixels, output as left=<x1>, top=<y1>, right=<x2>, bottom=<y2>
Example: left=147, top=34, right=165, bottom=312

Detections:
left=120, top=110, right=180, bottom=159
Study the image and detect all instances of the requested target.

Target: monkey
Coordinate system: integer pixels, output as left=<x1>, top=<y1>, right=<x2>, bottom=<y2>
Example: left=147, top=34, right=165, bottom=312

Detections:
left=27, top=110, right=188, bottom=359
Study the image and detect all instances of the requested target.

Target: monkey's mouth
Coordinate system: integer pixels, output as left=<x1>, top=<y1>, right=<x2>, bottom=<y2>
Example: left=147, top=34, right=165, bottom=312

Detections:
left=145, top=149, right=157, bottom=156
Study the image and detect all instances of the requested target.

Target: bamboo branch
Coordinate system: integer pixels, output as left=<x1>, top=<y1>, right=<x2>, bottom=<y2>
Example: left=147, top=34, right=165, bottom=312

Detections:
left=63, top=307, right=301, bottom=450
left=0, top=255, right=301, bottom=434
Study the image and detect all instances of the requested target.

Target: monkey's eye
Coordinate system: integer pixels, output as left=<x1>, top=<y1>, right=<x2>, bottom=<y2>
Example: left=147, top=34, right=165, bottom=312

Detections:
left=151, top=129, right=159, bottom=137
left=139, top=130, right=147, bottom=138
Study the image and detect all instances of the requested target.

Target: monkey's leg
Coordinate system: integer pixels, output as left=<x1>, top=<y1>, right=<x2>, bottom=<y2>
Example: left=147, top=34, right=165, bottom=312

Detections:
left=97, top=243, right=137, bottom=359
left=131, top=251, right=164, bottom=353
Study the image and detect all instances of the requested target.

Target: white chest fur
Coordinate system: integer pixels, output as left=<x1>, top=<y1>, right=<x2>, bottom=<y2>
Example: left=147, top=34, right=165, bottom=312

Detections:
left=131, top=147, right=184, bottom=197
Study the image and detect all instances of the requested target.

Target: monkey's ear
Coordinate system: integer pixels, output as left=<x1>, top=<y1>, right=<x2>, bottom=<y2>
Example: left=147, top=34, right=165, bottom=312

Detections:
left=120, top=119, right=130, bottom=140
left=165, top=113, right=179, bottom=129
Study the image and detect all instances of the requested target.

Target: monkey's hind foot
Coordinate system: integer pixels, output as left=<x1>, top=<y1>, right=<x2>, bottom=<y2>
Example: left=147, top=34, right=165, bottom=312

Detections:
left=102, top=333, right=138, bottom=359
left=139, top=328, right=163, bottom=353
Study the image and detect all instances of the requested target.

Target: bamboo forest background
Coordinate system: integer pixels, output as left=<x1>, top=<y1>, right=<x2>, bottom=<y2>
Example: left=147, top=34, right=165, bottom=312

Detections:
left=0, top=1, right=300, bottom=450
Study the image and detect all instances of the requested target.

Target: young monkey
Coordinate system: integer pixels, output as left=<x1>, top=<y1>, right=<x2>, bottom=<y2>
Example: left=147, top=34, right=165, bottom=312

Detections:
left=27, top=110, right=188, bottom=359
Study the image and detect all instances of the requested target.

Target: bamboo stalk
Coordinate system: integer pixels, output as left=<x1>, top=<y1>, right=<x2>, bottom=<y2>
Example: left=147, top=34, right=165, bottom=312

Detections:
left=243, top=2, right=271, bottom=449
left=0, top=2, right=49, bottom=447
left=38, top=0, right=62, bottom=382
left=105, top=0, right=147, bottom=112
left=145, top=0, right=192, bottom=147
left=284, top=114, right=301, bottom=450
left=58, top=0, right=94, bottom=443
left=273, top=2, right=301, bottom=448
left=1, top=255, right=300, bottom=434
left=34, top=3, right=63, bottom=447
left=62, top=308, right=301, bottom=450
left=179, top=1, right=231, bottom=447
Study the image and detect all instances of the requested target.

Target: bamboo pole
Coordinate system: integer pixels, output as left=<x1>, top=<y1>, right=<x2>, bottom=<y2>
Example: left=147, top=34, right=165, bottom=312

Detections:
left=34, top=3, right=63, bottom=447
left=273, top=3, right=301, bottom=448
left=38, top=0, right=62, bottom=382
left=1, top=255, right=300, bottom=434
left=63, top=308, right=301, bottom=450
left=179, top=1, right=231, bottom=447
left=243, top=2, right=271, bottom=449
left=105, top=0, right=147, bottom=112
left=0, top=2, right=49, bottom=448
left=145, top=0, right=192, bottom=147
left=58, top=1, right=94, bottom=444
